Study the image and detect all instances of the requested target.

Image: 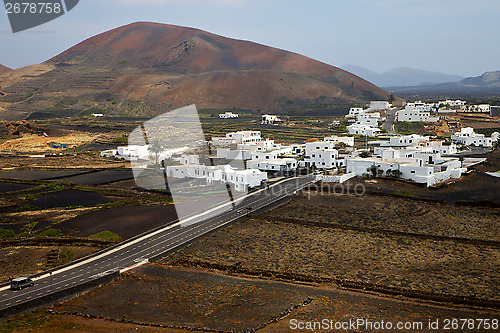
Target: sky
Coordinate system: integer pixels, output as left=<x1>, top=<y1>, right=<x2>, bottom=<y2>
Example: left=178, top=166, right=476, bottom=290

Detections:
left=1, top=0, right=499, bottom=77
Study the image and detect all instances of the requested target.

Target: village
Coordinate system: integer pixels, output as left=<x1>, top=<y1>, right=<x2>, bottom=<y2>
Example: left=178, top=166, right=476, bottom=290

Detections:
left=101, top=100, right=500, bottom=191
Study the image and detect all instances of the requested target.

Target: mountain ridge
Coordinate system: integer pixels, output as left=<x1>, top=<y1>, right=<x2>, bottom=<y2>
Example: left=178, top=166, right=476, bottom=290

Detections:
left=342, top=64, right=464, bottom=87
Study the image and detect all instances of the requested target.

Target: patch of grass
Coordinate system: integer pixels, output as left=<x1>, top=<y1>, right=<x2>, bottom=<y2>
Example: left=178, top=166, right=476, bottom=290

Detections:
left=0, top=309, right=52, bottom=333
left=16, top=204, right=40, bottom=212
left=89, top=231, right=121, bottom=242
left=394, top=189, right=419, bottom=198
left=64, top=205, right=84, bottom=210
left=37, top=228, right=64, bottom=238
left=0, top=228, right=15, bottom=239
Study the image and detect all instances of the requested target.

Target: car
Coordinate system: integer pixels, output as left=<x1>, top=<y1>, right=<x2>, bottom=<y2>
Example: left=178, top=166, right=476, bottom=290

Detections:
left=10, top=277, right=34, bottom=290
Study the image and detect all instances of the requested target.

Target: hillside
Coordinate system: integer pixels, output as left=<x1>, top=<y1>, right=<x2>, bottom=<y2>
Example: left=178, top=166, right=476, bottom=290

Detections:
left=0, top=65, right=12, bottom=75
left=0, top=22, right=390, bottom=120
left=388, top=70, right=500, bottom=99
left=342, top=65, right=463, bottom=87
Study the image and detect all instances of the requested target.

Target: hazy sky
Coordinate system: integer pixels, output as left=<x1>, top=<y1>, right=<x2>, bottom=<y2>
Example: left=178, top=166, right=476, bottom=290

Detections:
left=1, top=0, right=499, bottom=77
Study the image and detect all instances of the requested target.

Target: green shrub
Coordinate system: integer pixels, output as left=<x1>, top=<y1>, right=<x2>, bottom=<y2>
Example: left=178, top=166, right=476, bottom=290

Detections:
left=89, top=231, right=121, bottom=242
left=38, top=228, right=63, bottom=238
left=16, top=204, right=40, bottom=212
left=0, top=228, right=15, bottom=239
left=394, top=189, right=419, bottom=198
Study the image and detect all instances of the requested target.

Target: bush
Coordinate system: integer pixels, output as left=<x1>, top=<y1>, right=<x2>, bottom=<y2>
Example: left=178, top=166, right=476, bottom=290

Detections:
left=16, top=204, right=40, bottom=212
left=394, top=189, right=419, bottom=198
left=0, top=228, right=15, bottom=239
left=38, top=228, right=63, bottom=238
left=89, top=231, right=121, bottom=242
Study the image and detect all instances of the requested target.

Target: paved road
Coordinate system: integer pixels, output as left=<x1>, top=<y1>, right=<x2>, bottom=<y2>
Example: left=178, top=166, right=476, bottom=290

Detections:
left=0, top=175, right=314, bottom=311
left=382, top=107, right=398, bottom=135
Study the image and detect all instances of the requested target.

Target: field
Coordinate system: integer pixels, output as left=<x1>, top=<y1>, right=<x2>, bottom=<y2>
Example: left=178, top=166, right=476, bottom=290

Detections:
left=1, top=264, right=497, bottom=333
left=161, top=191, right=499, bottom=303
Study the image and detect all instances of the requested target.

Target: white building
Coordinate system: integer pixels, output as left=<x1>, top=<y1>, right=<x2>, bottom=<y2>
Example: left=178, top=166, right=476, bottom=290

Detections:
left=451, top=127, right=493, bottom=147
left=462, top=104, right=491, bottom=113
left=219, top=112, right=239, bottom=119
left=247, top=158, right=297, bottom=172
left=346, top=148, right=466, bottom=187
left=211, top=131, right=261, bottom=146
left=100, top=145, right=189, bottom=161
left=439, top=99, right=466, bottom=108
left=302, top=141, right=340, bottom=169
left=347, top=107, right=365, bottom=118
left=324, top=135, right=355, bottom=146
left=347, top=124, right=381, bottom=137
left=397, top=105, right=439, bottom=122
left=166, top=164, right=267, bottom=192
left=380, top=134, right=430, bottom=147
left=261, top=114, right=282, bottom=125
left=370, top=101, right=391, bottom=111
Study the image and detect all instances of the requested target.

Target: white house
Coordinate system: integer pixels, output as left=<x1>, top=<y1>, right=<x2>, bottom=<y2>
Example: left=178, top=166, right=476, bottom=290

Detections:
left=211, top=131, right=262, bottom=146
left=261, top=114, right=282, bottom=125
left=216, top=147, right=252, bottom=161
left=247, top=158, right=298, bottom=172
left=370, top=101, right=391, bottom=111
left=324, top=135, right=355, bottom=146
left=166, top=164, right=267, bottom=192
left=347, top=107, right=365, bottom=118
left=380, top=134, right=430, bottom=147
left=347, top=124, right=381, bottom=136
left=219, top=112, right=239, bottom=119
left=302, top=141, right=340, bottom=169
left=397, top=105, right=439, bottom=122
left=451, top=127, right=494, bottom=147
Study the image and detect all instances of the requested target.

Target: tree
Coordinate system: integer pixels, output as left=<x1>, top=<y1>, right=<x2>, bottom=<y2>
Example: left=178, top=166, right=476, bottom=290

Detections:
left=392, top=169, right=402, bottom=178
left=388, top=94, right=395, bottom=103
left=148, top=138, right=165, bottom=168
left=359, top=151, right=371, bottom=158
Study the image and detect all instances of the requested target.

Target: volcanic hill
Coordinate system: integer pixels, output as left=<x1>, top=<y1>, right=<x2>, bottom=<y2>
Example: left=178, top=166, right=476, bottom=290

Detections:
left=0, top=22, right=391, bottom=120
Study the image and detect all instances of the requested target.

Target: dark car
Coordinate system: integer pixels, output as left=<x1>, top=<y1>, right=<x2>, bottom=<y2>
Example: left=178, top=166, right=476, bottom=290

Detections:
left=10, top=277, right=34, bottom=290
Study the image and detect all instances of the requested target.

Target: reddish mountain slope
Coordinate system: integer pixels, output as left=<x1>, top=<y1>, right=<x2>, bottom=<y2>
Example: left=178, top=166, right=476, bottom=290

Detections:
left=0, top=65, right=12, bottom=75
left=0, top=22, right=390, bottom=120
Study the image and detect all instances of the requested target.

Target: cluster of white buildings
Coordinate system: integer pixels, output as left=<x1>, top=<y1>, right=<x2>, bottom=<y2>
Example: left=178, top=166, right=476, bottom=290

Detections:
left=451, top=127, right=499, bottom=147
left=346, top=109, right=382, bottom=136
left=396, top=104, right=440, bottom=123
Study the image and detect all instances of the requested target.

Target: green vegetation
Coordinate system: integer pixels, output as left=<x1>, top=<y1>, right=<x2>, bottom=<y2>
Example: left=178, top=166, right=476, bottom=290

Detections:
left=0, top=309, right=52, bottom=333
left=16, top=204, right=40, bottom=212
left=119, top=59, right=127, bottom=65
left=113, top=136, right=128, bottom=145
left=89, top=231, right=121, bottom=242
left=394, top=189, right=419, bottom=199
left=0, top=228, right=15, bottom=239
left=37, top=228, right=64, bottom=238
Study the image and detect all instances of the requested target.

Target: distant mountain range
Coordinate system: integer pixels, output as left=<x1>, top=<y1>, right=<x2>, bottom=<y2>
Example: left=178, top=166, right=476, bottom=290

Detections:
left=387, top=71, right=500, bottom=98
left=0, top=22, right=391, bottom=120
left=342, top=65, right=464, bottom=87
left=0, top=65, right=12, bottom=75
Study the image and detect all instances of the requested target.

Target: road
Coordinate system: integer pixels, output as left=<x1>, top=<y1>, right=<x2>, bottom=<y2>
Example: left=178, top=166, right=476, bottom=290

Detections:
left=0, top=175, right=315, bottom=312
left=382, top=107, right=398, bottom=135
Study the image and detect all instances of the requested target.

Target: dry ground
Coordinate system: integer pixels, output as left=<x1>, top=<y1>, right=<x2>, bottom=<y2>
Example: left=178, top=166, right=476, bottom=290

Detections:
left=161, top=192, right=499, bottom=302
left=2, top=265, right=497, bottom=333
left=0, top=246, right=98, bottom=284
